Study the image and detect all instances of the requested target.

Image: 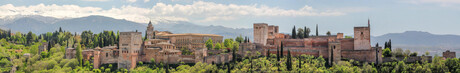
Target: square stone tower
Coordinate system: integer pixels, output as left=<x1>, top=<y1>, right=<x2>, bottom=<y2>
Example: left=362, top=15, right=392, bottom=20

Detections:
left=118, top=32, right=142, bottom=69
left=353, top=27, right=371, bottom=50
left=254, top=23, right=268, bottom=46
left=146, top=21, right=155, bottom=39
left=328, top=42, right=341, bottom=65
left=443, top=50, right=456, bottom=58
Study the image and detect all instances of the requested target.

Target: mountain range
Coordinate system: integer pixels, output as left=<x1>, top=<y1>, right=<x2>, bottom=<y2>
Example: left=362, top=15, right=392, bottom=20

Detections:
left=1, top=15, right=458, bottom=57
left=372, top=31, right=460, bottom=57
left=0, top=15, right=253, bottom=40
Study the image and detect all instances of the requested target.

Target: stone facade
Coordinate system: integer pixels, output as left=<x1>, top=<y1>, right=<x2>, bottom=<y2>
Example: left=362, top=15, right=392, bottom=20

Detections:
left=354, top=27, right=371, bottom=50
left=118, top=32, right=142, bottom=69
left=65, top=47, right=76, bottom=59
left=443, top=50, right=456, bottom=58
left=65, top=22, right=233, bottom=70
left=254, top=23, right=269, bottom=46
left=156, top=33, right=223, bottom=50
left=253, top=21, right=383, bottom=65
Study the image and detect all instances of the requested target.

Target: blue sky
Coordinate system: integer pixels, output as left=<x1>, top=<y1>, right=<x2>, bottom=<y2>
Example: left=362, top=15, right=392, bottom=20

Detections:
left=1, top=0, right=460, bottom=36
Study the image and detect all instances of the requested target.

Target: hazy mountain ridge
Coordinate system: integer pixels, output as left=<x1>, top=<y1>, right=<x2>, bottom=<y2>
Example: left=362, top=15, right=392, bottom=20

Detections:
left=1, top=15, right=252, bottom=39
left=372, top=31, right=460, bottom=57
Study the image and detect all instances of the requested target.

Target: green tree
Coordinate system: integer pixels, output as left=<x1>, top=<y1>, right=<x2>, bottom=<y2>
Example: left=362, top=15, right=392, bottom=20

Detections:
left=345, top=36, right=353, bottom=39
left=326, top=31, right=331, bottom=36
left=75, top=43, right=83, bottom=66
left=286, top=50, right=292, bottom=71
left=297, top=28, right=304, bottom=39
left=304, top=26, right=310, bottom=38
left=280, top=42, right=284, bottom=58
left=223, top=39, right=234, bottom=49
left=235, top=35, right=244, bottom=43
left=214, top=43, right=222, bottom=50
left=382, top=48, right=392, bottom=57
left=292, top=26, right=296, bottom=39
left=205, top=38, right=213, bottom=50
left=26, top=31, right=34, bottom=45
left=445, top=58, right=459, bottom=72
left=232, top=42, right=239, bottom=51
left=277, top=46, right=280, bottom=61
left=316, top=24, right=318, bottom=36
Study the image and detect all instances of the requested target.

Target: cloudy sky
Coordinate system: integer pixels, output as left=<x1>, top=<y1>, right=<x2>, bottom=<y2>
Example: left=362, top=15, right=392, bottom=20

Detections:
left=1, top=0, right=459, bottom=36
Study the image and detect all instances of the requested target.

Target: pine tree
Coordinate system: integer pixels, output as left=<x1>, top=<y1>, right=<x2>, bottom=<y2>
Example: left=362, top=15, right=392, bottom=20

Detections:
left=292, top=26, right=296, bottom=39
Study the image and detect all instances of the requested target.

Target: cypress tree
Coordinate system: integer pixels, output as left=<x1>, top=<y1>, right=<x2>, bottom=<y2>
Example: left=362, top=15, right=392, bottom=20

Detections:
left=298, top=56, right=302, bottom=68
left=232, top=49, right=236, bottom=63
left=316, top=24, right=318, bottom=36
left=227, top=63, right=231, bottom=73
left=389, top=39, right=392, bottom=51
left=165, top=64, right=170, bottom=73
left=144, top=32, right=148, bottom=40
left=292, top=26, right=296, bottom=39
left=277, top=47, right=280, bottom=61
left=267, top=49, right=270, bottom=57
left=47, top=41, right=52, bottom=51
left=59, top=27, right=63, bottom=32
left=304, top=26, right=307, bottom=38
left=286, top=49, right=292, bottom=71
left=280, top=42, right=284, bottom=58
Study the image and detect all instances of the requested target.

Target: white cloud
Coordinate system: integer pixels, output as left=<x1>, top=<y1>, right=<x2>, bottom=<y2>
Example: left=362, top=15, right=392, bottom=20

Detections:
left=0, top=1, right=353, bottom=23
left=82, top=0, right=109, bottom=2
left=200, top=16, right=235, bottom=22
left=126, top=0, right=137, bottom=3
left=144, top=0, right=150, bottom=3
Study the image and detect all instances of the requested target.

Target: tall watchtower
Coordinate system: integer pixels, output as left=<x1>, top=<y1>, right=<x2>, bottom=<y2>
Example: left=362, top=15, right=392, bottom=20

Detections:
left=118, top=32, right=142, bottom=69
left=253, top=23, right=268, bottom=46
left=353, top=20, right=371, bottom=50
left=146, top=21, right=155, bottom=39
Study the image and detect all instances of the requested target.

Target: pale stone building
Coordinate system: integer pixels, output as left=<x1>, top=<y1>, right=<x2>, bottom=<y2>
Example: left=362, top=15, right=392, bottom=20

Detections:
left=156, top=33, right=223, bottom=50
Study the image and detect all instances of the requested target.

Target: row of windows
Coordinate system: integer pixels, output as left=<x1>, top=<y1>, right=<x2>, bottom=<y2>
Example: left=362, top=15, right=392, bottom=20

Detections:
left=121, top=50, right=140, bottom=53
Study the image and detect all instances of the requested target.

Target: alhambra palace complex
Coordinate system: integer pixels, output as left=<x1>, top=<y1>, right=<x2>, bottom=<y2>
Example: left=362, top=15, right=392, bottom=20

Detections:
left=61, top=20, right=456, bottom=70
